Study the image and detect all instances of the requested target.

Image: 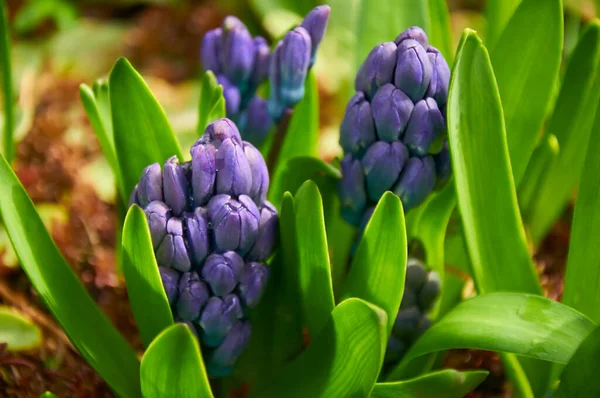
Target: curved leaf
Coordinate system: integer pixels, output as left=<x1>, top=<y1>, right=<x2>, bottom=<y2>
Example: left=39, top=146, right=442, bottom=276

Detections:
left=427, top=0, right=453, bottom=61
left=484, top=0, right=521, bottom=46
left=555, top=326, right=600, bottom=398
left=0, top=0, right=14, bottom=162
left=0, top=306, right=42, bottom=351
left=197, top=71, right=225, bottom=135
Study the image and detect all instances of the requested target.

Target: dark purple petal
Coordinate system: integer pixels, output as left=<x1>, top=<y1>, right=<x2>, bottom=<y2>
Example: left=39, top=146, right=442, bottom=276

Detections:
left=394, top=39, right=432, bottom=102
left=300, top=5, right=331, bottom=65
left=201, top=251, right=244, bottom=296
left=163, top=156, right=189, bottom=216
left=393, top=156, right=436, bottom=211
left=138, top=163, right=163, bottom=207
left=250, top=36, right=270, bottom=88
left=206, top=321, right=252, bottom=377
left=176, top=271, right=209, bottom=321
left=215, top=138, right=252, bottom=196
left=371, top=83, right=414, bottom=141
left=144, top=201, right=171, bottom=250
left=267, top=42, right=284, bottom=120
left=190, top=141, right=217, bottom=206
left=219, top=16, right=255, bottom=90
left=208, top=194, right=260, bottom=255
left=238, top=262, right=269, bottom=308
left=276, top=27, right=311, bottom=108
left=246, top=201, right=278, bottom=262
left=355, top=42, right=397, bottom=99
left=238, top=97, right=273, bottom=147
left=199, top=295, right=243, bottom=347
left=243, top=141, right=269, bottom=204
left=201, top=28, right=222, bottom=74
left=216, top=74, right=241, bottom=116
left=394, top=26, right=429, bottom=47
left=156, top=217, right=192, bottom=272
left=159, top=266, right=180, bottom=305
left=361, top=141, right=408, bottom=201
left=339, top=154, right=367, bottom=226
left=203, top=118, right=243, bottom=148
left=404, top=98, right=446, bottom=156
left=339, top=92, right=376, bottom=157
left=184, top=208, right=210, bottom=268
left=426, top=48, right=450, bottom=106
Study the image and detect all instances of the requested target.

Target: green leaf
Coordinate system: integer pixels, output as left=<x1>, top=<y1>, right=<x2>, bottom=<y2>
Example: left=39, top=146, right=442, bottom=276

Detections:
left=140, top=323, right=213, bottom=398
left=341, top=192, right=406, bottom=334
left=427, top=0, right=453, bottom=61
left=555, top=326, right=600, bottom=398
left=484, top=0, right=522, bottom=46
left=448, top=29, right=540, bottom=294
left=0, top=154, right=141, bottom=397
left=490, top=0, right=563, bottom=185
left=403, top=293, right=595, bottom=364
left=39, top=393, right=57, bottom=398
left=122, top=205, right=173, bottom=348
left=0, top=306, right=42, bottom=351
left=530, top=21, right=600, bottom=245
left=0, top=0, right=14, bottom=162
left=197, top=71, right=225, bottom=135
left=371, top=369, right=488, bottom=398
left=294, top=181, right=335, bottom=336
left=255, top=298, right=387, bottom=398
left=110, top=57, right=183, bottom=202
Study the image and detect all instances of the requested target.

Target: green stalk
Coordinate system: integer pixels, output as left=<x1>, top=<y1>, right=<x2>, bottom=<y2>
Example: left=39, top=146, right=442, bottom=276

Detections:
left=0, top=0, right=13, bottom=163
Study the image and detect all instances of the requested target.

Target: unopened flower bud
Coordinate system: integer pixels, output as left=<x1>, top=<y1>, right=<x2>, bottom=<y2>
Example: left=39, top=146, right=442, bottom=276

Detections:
left=393, top=156, right=436, bottom=211
left=406, top=258, right=427, bottom=291
left=418, top=271, right=441, bottom=312
left=272, top=27, right=311, bottom=109
left=238, top=97, right=273, bottom=147
left=199, top=295, right=243, bottom=347
left=392, top=306, right=421, bottom=338
left=404, top=98, right=446, bottom=156
left=339, top=92, right=376, bottom=156
left=159, top=266, right=180, bottom=305
left=246, top=202, right=278, bottom=262
left=219, top=16, right=255, bottom=90
left=201, top=252, right=244, bottom=296
left=208, top=194, right=260, bottom=255
left=394, top=39, right=432, bottom=102
left=215, top=138, right=252, bottom=196
left=138, top=163, right=163, bottom=207
left=190, top=142, right=217, bottom=206
left=156, top=217, right=192, bottom=272
left=339, top=155, right=367, bottom=226
left=203, top=118, right=243, bottom=148
left=206, top=321, right=252, bottom=377
left=217, top=74, right=241, bottom=116
left=371, top=83, right=414, bottom=142
left=249, top=37, right=270, bottom=88
left=361, top=141, right=409, bottom=201
left=355, top=42, right=397, bottom=99
left=394, top=26, right=429, bottom=47
left=243, top=141, right=269, bottom=204
left=176, top=271, right=209, bottom=321
left=183, top=208, right=209, bottom=267
left=163, top=156, right=189, bottom=216
left=426, top=48, right=450, bottom=106
left=201, top=28, right=223, bottom=74
left=300, top=5, right=331, bottom=65
left=238, top=262, right=269, bottom=308
left=145, top=201, right=171, bottom=250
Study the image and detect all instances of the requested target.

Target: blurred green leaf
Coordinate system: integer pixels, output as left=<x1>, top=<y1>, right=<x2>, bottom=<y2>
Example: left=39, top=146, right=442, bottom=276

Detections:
left=0, top=154, right=141, bottom=397
left=140, top=323, right=213, bottom=398
left=427, top=0, right=453, bottom=61
left=110, top=57, right=183, bottom=202
left=500, top=353, right=535, bottom=398
left=255, top=298, right=387, bottom=398
left=490, top=0, right=563, bottom=185
left=249, top=0, right=316, bottom=33
left=0, top=0, right=14, bottom=163
left=0, top=306, right=42, bottom=351
left=197, top=71, right=225, bottom=135
left=14, top=0, right=77, bottom=35
left=555, top=326, right=600, bottom=397
left=371, top=369, right=488, bottom=398
left=39, top=393, right=57, bottom=398
left=341, top=192, right=406, bottom=334
left=485, top=0, right=522, bottom=46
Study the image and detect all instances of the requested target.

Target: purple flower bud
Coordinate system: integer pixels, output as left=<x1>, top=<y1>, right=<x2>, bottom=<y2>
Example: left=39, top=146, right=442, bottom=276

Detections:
left=163, top=156, right=189, bottom=216
left=238, top=97, right=273, bottom=147
left=339, top=154, right=367, bottom=226
left=129, top=185, right=139, bottom=207
left=176, top=271, right=209, bottom=321
left=404, top=98, right=446, bottom=156
left=138, top=163, right=163, bottom=207
left=201, top=28, right=222, bottom=74
left=208, top=194, right=260, bottom=255
left=216, top=74, right=241, bottom=116
left=243, top=141, right=269, bottom=204
left=250, top=37, right=270, bottom=88
left=393, top=156, right=436, bottom=211
left=145, top=201, right=171, bottom=250
left=184, top=208, right=210, bottom=268
left=206, top=321, right=252, bottom=377
left=394, top=39, right=432, bottom=102
left=339, top=92, right=376, bottom=156
left=246, top=202, right=278, bottom=262
left=418, top=271, right=440, bottom=312
left=371, top=83, right=414, bottom=141
left=300, top=5, right=331, bottom=65
left=219, top=16, right=255, bottom=90
left=406, top=258, right=427, bottom=291
left=426, top=48, right=450, bottom=106
left=267, top=43, right=285, bottom=120
left=434, top=141, right=451, bottom=187
left=203, top=118, right=243, bottom=148
left=392, top=306, right=421, bottom=338
left=199, top=295, right=243, bottom=347
left=159, top=266, right=180, bottom=304
left=385, top=335, right=407, bottom=364
left=417, top=316, right=432, bottom=335
left=276, top=27, right=311, bottom=108
left=190, top=141, right=217, bottom=206
left=201, top=251, right=244, bottom=296
left=238, top=262, right=269, bottom=308
left=180, top=320, right=199, bottom=339
left=361, top=141, right=409, bottom=201
left=394, top=26, right=429, bottom=47
left=355, top=42, right=397, bottom=99
left=400, top=288, right=417, bottom=309
left=156, top=217, right=192, bottom=272
left=215, top=137, right=252, bottom=196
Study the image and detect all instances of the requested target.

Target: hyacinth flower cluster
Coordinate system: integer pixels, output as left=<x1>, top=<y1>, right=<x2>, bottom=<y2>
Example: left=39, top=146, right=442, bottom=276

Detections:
left=339, top=27, right=452, bottom=226
left=385, top=258, right=440, bottom=369
left=201, top=6, right=330, bottom=146
left=129, top=118, right=278, bottom=377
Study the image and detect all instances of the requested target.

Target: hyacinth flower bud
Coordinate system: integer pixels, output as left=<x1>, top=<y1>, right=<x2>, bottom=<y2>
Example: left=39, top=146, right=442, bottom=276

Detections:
left=238, top=262, right=269, bottom=308
left=394, top=26, right=429, bottom=47
left=201, top=28, right=223, bottom=74
left=355, top=42, right=397, bottom=99
left=219, top=16, right=255, bottom=90
left=404, top=98, right=446, bottom=156
left=181, top=320, right=200, bottom=339
left=394, top=39, right=432, bottom=102
left=393, top=306, right=422, bottom=338
left=138, top=163, right=163, bottom=207
left=163, top=156, right=190, bottom=216
left=267, top=43, right=284, bottom=120
left=393, top=156, right=436, bottom=211
left=190, top=141, right=217, bottom=206
left=385, top=335, right=407, bottom=364
left=339, top=92, right=376, bottom=156
left=201, top=252, right=244, bottom=296
left=206, top=321, right=252, bottom=377
left=434, top=142, right=451, bottom=187
left=216, top=74, right=241, bottom=116
left=215, top=138, right=252, bottom=196
left=426, top=47, right=451, bottom=106
left=176, top=271, right=209, bottom=321
left=406, top=258, right=427, bottom=291
left=339, top=155, right=367, bottom=226
left=249, top=37, right=270, bottom=89
left=361, top=141, right=409, bottom=201
left=371, top=83, right=414, bottom=142
left=156, top=218, right=192, bottom=272
left=238, top=97, right=273, bottom=148
left=400, top=288, right=417, bottom=309
left=159, top=266, right=180, bottom=305
left=183, top=208, right=210, bottom=267
left=419, top=271, right=441, bottom=312
left=243, top=142, right=269, bottom=204
left=300, top=5, right=331, bottom=66
left=203, top=118, right=243, bottom=148
left=246, top=202, right=278, bottom=262
left=199, top=295, right=243, bottom=347
left=208, top=194, right=260, bottom=255
left=145, top=201, right=171, bottom=250
left=276, top=27, right=311, bottom=109
left=129, top=185, right=139, bottom=207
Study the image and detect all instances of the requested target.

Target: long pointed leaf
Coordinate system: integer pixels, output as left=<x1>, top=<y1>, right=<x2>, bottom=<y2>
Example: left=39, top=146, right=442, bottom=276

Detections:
left=484, top=0, right=522, bottom=46
left=0, top=0, right=14, bottom=162
left=555, top=326, right=600, bottom=397
left=197, top=71, right=225, bottom=135
left=427, top=0, right=453, bottom=61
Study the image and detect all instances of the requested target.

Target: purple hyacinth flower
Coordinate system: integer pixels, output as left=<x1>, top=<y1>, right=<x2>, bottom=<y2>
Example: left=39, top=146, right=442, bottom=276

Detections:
left=183, top=208, right=209, bottom=268
left=201, top=28, right=223, bottom=74
left=243, top=141, right=269, bottom=204
left=434, top=141, right=451, bottom=187
left=249, top=37, right=270, bottom=88
left=385, top=335, right=407, bottom=364
left=267, top=42, right=285, bottom=120
left=400, top=288, right=417, bottom=309
left=145, top=201, right=171, bottom=250
left=176, top=271, right=209, bottom=321
left=238, top=262, right=269, bottom=308
left=339, top=92, right=376, bottom=156
left=238, top=97, right=273, bottom=147
left=426, top=47, right=451, bottom=106
left=300, top=5, right=331, bottom=65
left=199, top=295, right=243, bottom=347
left=129, top=185, right=139, bottom=207
left=138, top=163, right=163, bottom=207
left=371, top=83, right=415, bottom=142
left=355, top=42, right=397, bottom=99
left=339, top=154, right=367, bottom=226
left=219, top=16, right=255, bottom=90
left=215, top=137, right=252, bottom=196
left=404, top=98, right=446, bottom=156
left=190, top=141, right=217, bottom=206
left=163, top=156, right=189, bottom=216
left=361, top=141, right=409, bottom=201
left=206, top=321, right=252, bottom=377
left=201, top=251, right=244, bottom=296
left=159, top=266, right=180, bottom=305
left=156, top=217, right=192, bottom=272
left=246, top=201, right=278, bottom=262
left=394, top=26, right=429, bottom=47
left=203, top=118, right=243, bottom=148
left=393, top=156, right=437, bottom=211
left=406, top=258, right=428, bottom=291
left=418, top=271, right=441, bottom=312
left=392, top=306, right=421, bottom=338
left=276, top=27, right=311, bottom=108
left=207, top=194, right=260, bottom=255
left=394, top=39, right=432, bottom=102
left=216, top=74, right=241, bottom=116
